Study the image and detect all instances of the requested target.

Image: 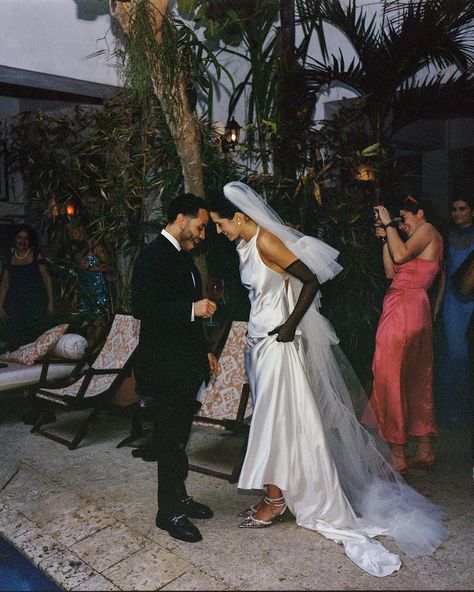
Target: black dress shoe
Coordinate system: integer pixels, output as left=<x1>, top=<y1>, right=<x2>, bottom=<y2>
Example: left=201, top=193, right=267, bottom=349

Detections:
left=180, top=496, right=214, bottom=519
left=131, top=444, right=159, bottom=462
left=155, top=514, right=202, bottom=543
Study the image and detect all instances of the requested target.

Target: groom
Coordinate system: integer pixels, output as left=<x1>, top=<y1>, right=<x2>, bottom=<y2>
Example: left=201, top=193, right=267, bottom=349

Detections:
left=131, top=193, right=217, bottom=543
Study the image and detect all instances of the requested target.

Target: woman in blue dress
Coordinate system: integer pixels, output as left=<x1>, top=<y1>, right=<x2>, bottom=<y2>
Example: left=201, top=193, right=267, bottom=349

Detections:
left=434, top=197, right=474, bottom=428
left=65, top=221, right=112, bottom=315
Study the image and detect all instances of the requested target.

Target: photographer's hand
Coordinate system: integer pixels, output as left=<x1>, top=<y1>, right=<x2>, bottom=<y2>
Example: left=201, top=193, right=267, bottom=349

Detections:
left=374, top=225, right=387, bottom=242
left=373, top=205, right=391, bottom=228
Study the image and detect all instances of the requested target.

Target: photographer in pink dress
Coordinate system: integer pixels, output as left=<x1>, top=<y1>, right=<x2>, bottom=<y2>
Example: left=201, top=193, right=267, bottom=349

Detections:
left=366, top=196, right=443, bottom=475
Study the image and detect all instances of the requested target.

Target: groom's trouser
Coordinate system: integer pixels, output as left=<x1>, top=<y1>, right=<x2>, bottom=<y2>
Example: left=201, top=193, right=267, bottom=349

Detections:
left=151, top=364, right=204, bottom=518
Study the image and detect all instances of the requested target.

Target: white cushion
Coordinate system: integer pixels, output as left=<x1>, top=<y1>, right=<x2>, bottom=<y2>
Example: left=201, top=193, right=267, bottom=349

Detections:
left=51, top=333, right=88, bottom=360
left=0, top=361, right=77, bottom=392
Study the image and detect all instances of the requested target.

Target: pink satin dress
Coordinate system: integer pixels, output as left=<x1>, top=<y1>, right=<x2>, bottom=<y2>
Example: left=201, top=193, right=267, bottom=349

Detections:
left=368, top=244, right=442, bottom=445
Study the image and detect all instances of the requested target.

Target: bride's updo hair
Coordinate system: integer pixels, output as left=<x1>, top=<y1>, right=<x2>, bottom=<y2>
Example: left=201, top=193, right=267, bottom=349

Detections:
left=209, top=191, right=241, bottom=219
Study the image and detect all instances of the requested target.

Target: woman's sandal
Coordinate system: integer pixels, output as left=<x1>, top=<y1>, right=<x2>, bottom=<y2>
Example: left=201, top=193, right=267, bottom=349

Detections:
left=407, top=452, right=436, bottom=473
left=237, top=504, right=259, bottom=518
left=238, top=496, right=287, bottom=529
left=390, top=448, right=408, bottom=476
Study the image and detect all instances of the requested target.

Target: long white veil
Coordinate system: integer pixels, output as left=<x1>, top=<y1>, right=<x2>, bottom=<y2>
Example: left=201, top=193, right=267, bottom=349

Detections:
left=223, top=181, right=448, bottom=559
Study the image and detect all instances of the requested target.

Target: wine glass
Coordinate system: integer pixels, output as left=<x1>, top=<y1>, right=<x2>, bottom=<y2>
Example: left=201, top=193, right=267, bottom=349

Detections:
left=205, top=277, right=224, bottom=326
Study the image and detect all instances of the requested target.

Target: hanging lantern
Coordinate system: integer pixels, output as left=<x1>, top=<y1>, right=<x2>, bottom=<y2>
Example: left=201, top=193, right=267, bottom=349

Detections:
left=224, top=117, right=241, bottom=151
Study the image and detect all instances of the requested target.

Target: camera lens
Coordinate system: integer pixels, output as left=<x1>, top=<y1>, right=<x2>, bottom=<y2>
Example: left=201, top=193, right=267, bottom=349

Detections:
left=372, top=210, right=379, bottom=221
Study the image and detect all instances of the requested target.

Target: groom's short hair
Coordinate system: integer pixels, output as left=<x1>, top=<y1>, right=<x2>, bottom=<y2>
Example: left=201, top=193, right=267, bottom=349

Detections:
left=167, top=193, right=208, bottom=223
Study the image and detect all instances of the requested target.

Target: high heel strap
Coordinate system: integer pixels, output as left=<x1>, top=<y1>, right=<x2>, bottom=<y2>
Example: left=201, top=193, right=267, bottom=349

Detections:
left=263, top=495, right=285, bottom=506
left=263, top=496, right=287, bottom=520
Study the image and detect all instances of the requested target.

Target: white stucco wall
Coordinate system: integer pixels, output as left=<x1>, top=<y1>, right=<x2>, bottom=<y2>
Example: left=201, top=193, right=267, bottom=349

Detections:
left=0, top=0, right=121, bottom=85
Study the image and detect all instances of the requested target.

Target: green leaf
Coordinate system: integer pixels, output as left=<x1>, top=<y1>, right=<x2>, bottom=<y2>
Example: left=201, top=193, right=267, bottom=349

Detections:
left=176, top=0, right=195, bottom=19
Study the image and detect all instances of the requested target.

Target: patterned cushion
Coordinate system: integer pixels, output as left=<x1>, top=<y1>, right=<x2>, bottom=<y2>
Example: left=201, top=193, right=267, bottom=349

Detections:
left=196, top=321, right=253, bottom=420
left=0, top=324, right=69, bottom=367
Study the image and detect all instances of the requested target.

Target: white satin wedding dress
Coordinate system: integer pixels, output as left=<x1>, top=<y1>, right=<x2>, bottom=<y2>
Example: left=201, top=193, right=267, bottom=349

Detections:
left=236, top=226, right=446, bottom=578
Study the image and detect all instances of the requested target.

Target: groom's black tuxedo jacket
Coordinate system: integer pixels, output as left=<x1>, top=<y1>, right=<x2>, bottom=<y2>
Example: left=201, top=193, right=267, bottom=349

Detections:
left=131, top=233, right=209, bottom=395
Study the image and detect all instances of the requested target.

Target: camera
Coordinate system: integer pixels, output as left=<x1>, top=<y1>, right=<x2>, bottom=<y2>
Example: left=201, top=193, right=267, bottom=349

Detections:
left=372, top=209, right=404, bottom=226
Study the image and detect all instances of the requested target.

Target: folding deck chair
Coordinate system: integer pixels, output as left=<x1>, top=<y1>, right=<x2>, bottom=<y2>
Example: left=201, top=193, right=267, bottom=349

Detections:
left=190, top=320, right=252, bottom=483
left=31, top=314, right=141, bottom=450
left=118, top=320, right=252, bottom=483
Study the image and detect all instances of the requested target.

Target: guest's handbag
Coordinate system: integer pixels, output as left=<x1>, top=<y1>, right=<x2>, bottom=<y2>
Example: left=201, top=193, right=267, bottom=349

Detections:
left=451, top=251, right=474, bottom=297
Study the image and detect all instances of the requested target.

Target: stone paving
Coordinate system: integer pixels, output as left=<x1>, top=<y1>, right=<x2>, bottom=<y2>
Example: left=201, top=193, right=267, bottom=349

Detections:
left=1, top=390, right=473, bottom=591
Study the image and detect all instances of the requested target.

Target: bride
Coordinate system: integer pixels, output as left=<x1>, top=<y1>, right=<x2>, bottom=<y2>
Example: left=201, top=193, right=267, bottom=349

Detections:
left=209, top=181, right=448, bottom=578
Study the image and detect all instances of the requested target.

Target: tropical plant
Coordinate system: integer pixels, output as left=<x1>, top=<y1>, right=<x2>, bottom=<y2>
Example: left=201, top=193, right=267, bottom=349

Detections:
left=7, top=92, right=236, bottom=322
left=303, top=0, right=474, bottom=199
left=109, top=0, right=231, bottom=197
left=178, top=0, right=327, bottom=186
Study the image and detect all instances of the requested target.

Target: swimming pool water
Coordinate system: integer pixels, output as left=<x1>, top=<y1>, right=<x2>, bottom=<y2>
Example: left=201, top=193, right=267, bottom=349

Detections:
left=0, top=535, right=61, bottom=591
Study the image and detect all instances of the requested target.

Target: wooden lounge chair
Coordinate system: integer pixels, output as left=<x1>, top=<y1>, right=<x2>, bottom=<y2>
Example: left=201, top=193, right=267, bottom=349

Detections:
left=31, top=314, right=140, bottom=450
left=190, top=320, right=252, bottom=483
left=118, top=320, right=253, bottom=483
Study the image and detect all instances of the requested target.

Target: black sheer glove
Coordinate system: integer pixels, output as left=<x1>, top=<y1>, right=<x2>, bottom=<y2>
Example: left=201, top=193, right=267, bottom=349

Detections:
left=268, top=321, right=297, bottom=342
left=268, top=259, right=320, bottom=342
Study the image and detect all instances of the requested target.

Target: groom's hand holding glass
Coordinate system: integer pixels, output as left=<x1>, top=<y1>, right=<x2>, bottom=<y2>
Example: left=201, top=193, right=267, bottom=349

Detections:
left=194, top=298, right=217, bottom=319
left=194, top=298, right=218, bottom=376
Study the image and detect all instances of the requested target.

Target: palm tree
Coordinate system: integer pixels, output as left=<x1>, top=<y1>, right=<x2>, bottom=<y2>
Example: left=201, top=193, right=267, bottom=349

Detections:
left=109, top=0, right=226, bottom=197
left=303, top=0, right=474, bottom=195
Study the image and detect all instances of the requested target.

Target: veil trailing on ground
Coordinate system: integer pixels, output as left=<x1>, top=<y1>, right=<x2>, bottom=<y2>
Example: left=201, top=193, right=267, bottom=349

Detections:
left=223, top=181, right=448, bottom=559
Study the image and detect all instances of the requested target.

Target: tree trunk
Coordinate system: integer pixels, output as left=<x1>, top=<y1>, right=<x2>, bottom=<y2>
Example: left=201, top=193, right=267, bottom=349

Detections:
left=109, top=0, right=204, bottom=197
left=110, top=0, right=207, bottom=290
left=273, top=0, right=298, bottom=186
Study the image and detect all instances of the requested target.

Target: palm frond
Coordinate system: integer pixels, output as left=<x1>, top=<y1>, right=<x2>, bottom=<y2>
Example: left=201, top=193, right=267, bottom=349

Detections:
left=392, top=70, right=474, bottom=132
left=318, top=0, right=379, bottom=63
left=304, top=52, right=365, bottom=95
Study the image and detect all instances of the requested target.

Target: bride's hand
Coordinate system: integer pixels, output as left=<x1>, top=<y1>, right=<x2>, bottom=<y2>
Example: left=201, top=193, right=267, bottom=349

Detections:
left=268, top=322, right=296, bottom=342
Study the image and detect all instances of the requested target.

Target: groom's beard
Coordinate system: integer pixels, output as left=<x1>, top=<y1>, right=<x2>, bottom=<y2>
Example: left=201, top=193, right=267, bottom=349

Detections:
left=179, top=225, right=201, bottom=251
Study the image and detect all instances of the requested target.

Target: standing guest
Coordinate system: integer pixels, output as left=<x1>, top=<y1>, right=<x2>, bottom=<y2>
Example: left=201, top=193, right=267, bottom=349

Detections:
left=434, top=197, right=474, bottom=429
left=367, top=196, right=443, bottom=475
left=0, top=224, right=54, bottom=350
left=131, top=193, right=217, bottom=544
left=64, top=221, right=113, bottom=344
left=210, top=182, right=447, bottom=578
left=64, top=221, right=112, bottom=315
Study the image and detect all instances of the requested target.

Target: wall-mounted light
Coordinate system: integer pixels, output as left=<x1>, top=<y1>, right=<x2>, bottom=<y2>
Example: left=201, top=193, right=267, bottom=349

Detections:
left=353, top=163, right=375, bottom=182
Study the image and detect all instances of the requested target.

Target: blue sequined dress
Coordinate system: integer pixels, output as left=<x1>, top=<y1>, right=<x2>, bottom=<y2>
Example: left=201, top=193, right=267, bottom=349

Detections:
left=77, top=253, right=110, bottom=314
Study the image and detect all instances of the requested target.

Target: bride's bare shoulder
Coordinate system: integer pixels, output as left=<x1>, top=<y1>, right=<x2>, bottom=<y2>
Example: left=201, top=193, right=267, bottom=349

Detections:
left=256, top=229, right=285, bottom=251
left=256, top=229, right=298, bottom=268
left=257, top=228, right=283, bottom=245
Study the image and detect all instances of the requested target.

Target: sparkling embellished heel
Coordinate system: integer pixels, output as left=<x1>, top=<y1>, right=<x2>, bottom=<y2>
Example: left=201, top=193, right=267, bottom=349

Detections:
left=238, top=496, right=286, bottom=529
left=237, top=496, right=265, bottom=518
left=237, top=503, right=259, bottom=518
